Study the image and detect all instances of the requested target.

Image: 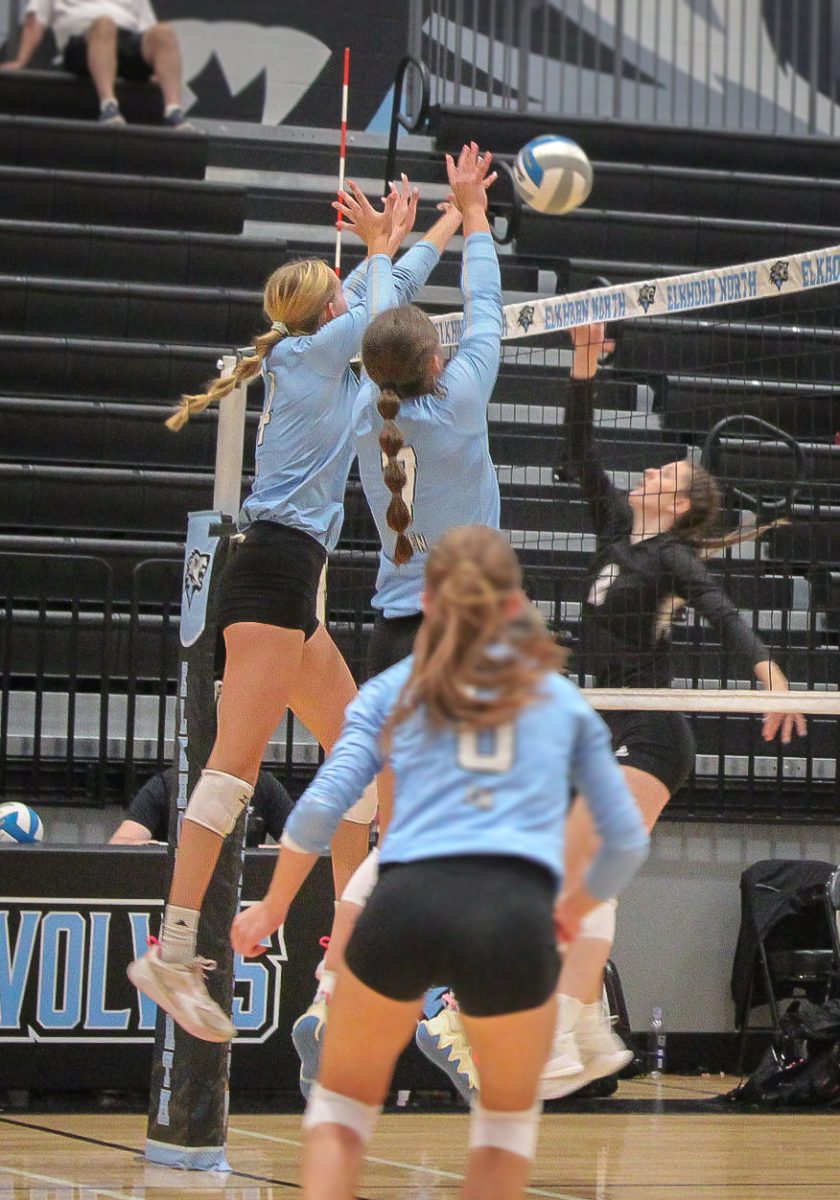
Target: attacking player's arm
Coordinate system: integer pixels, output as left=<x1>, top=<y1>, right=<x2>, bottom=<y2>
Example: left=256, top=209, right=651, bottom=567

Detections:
left=666, top=543, right=807, bottom=744
left=563, top=323, right=628, bottom=536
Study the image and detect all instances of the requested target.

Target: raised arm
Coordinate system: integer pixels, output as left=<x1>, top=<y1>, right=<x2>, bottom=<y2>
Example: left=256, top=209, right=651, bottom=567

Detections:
left=663, top=542, right=807, bottom=744
left=563, top=323, right=630, bottom=537
left=436, top=144, right=503, bottom=423
left=391, top=192, right=464, bottom=305
left=304, top=181, right=400, bottom=373
left=230, top=674, right=393, bottom=955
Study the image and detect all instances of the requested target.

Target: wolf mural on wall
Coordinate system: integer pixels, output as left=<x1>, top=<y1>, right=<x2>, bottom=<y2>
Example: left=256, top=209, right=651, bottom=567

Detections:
left=153, top=0, right=409, bottom=127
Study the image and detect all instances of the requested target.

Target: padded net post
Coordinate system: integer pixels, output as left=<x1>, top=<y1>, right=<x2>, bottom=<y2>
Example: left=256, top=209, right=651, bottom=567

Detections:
left=145, top=356, right=247, bottom=1170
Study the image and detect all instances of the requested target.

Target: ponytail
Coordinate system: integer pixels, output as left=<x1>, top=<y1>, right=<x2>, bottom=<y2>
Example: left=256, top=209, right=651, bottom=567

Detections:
left=384, top=526, right=569, bottom=741
left=676, top=463, right=788, bottom=558
left=377, top=385, right=413, bottom=564
left=166, top=329, right=282, bottom=432
left=166, top=257, right=338, bottom=431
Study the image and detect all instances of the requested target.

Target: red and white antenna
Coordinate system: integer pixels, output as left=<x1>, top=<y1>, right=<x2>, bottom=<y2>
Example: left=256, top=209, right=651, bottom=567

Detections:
left=334, top=46, right=350, bottom=277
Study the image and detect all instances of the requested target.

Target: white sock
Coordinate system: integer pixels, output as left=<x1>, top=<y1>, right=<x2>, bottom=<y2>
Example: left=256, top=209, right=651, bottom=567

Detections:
left=556, top=993, right=584, bottom=1035
left=164, top=103, right=182, bottom=117
left=160, top=904, right=199, bottom=964
left=315, top=968, right=337, bottom=1005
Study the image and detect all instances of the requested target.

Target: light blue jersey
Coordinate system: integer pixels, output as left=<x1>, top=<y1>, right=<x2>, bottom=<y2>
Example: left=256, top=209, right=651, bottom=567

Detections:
left=353, top=232, right=503, bottom=616
left=284, top=658, right=650, bottom=897
left=240, top=241, right=442, bottom=551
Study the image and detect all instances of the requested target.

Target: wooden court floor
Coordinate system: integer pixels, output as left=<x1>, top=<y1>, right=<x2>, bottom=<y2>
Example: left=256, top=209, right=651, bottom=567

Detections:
left=1, top=1077, right=838, bottom=1200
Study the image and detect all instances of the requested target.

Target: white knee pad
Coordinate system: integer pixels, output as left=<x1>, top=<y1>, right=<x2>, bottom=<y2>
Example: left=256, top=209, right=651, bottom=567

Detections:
left=184, top=768, right=253, bottom=837
left=303, top=1083, right=381, bottom=1145
left=469, top=1100, right=542, bottom=1160
left=580, top=898, right=617, bottom=942
left=342, top=779, right=377, bottom=824
left=341, top=848, right=380, bottom=907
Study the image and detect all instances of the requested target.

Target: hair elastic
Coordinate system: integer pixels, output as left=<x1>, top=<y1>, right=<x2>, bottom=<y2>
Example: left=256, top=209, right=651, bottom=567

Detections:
left=271, top=320, right=289, bottom=335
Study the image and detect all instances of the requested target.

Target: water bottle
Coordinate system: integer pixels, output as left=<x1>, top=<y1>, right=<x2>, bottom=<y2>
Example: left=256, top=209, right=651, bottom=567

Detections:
left=647, top=1006, right=667, bottom=1078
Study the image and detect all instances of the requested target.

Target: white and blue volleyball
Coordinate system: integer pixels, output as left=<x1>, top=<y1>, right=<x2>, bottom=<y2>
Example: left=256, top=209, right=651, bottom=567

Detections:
left=0, top=801, right=44, bottom=843
left=512, top=134, right=593, bottom=215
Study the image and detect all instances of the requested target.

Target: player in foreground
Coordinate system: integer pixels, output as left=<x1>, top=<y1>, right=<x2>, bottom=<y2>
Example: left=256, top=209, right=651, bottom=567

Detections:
left=232, top=524, right=650, bottom=1200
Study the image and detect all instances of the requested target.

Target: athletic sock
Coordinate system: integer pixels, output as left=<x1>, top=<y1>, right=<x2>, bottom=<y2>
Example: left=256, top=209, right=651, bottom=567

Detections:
left=164, top=103, right=182, bottom=118
left=159, top=904, right=199, bottom=964
left=314, top=969, right=337, bottom=1005
left=100, top=97, right=119, bottom=111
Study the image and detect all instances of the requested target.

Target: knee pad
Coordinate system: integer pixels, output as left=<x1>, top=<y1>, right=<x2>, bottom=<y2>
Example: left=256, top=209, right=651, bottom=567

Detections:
left=184, top=768, right=253, bottom=837
left=342, top=779, right=377, bottom=825
left=469, top=1100, right=541, bottom=1160
left=580, top=898, right=617, bottom=942
left=302, top=1083, right=381, bottom=1145
left=341, top=848, right=380, bottom=907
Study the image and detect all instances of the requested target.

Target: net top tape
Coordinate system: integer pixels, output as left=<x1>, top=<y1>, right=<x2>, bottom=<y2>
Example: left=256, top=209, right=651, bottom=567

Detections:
left=432, top=241, right=840, bottom=348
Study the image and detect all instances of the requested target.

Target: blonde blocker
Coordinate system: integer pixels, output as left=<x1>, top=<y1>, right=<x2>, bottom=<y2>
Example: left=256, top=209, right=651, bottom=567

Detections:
left=385, top=526, right=569, bottom=741
left=362, top=306, right=444, bottom=564
left=676, top=463, right=786, bottom=559
left=166, top=259, right=338, bottom=431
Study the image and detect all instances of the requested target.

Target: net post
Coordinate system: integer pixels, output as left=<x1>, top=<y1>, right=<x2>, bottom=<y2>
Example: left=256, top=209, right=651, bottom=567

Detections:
left=213, top=354, right=247, bottom=516
left=144, top=354, right=248, bottom=1170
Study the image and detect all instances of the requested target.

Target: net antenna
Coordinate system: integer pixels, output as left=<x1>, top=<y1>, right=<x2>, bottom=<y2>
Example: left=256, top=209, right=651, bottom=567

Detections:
left=334, top=47, right=351, bottom=277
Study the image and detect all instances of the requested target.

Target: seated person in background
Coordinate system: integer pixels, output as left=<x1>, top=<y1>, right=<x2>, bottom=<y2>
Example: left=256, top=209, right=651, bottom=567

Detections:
left=2, top=0, right=195, bottom=129
left=110, top=767, right=293, bottom=846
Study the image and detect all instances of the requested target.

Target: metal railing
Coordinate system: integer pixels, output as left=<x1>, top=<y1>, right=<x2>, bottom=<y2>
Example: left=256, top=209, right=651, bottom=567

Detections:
left=413, top=0, right=840, bottom=136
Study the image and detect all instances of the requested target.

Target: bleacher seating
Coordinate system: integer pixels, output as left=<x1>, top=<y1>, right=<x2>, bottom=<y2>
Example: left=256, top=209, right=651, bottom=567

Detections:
left=0, top=72, right=837, bottom=819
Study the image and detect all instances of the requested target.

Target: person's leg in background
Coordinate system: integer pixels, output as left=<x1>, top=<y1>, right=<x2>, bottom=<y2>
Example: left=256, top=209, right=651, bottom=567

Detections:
left=540, top=766, right=671, bottom=1099
left=140, top=23, right=190, bottom=126
left=84, top=18, right=123, bottom=123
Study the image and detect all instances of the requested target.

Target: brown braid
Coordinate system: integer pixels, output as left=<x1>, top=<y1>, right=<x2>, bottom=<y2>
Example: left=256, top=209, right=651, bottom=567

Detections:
left=362, top=306, right=444, bottom=564
left=166, top=258, right=338, bottom=431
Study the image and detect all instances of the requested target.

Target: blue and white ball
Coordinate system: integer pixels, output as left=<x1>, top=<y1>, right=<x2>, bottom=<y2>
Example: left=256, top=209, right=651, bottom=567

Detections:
left=513, top=134, right=593, bottom=215
left=0, top=802, right=44, bottom=843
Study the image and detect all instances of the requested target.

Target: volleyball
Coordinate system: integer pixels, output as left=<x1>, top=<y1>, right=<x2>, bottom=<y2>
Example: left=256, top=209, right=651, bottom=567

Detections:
left=512, top=134, right=593, bottom=215
left=0, top=801, right=44, bottom=844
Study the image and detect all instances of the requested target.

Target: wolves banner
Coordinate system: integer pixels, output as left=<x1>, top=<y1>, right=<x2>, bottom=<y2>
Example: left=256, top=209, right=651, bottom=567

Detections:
left=0, top=848, right=334, bottom=1096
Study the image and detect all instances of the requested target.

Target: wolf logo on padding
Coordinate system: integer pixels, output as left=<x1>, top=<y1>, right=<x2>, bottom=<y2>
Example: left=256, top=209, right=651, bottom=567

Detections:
left=517, top=304, right=536, bottom=333
left=637, top=283, right=656, bottom=313
left=184, top=549, right=210, bottom=607
left=769, top=260, right=789, bottom=291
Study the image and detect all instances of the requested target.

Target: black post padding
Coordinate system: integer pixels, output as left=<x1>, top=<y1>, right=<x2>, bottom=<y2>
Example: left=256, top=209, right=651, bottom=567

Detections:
left=145, top=511, right=241, bottom=1170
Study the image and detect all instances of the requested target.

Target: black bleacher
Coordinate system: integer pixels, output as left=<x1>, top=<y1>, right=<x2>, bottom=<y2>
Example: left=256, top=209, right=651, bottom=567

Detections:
left=0, top=72, right=837, bottom=818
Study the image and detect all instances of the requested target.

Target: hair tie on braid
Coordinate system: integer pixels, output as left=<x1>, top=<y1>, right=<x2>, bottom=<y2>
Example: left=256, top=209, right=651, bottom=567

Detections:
left=271, top=320, right=289, bottom=335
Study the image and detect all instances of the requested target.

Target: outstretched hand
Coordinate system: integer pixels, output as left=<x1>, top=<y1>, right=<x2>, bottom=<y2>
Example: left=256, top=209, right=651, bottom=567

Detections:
left=444, top=141, right=497, bottom=214
left=332, top=179, right=399, bottom=252
left=762, top=709, right=807, bottom=744
left=231, top=899, right=285, bottom=958
left=387, top=173, right=421, bottom=256
left=569, top=322, right=616, bottom=380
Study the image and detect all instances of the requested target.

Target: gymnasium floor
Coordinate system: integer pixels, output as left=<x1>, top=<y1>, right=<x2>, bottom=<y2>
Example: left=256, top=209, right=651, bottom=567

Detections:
left=2, top=1077, right=838, bottom=1200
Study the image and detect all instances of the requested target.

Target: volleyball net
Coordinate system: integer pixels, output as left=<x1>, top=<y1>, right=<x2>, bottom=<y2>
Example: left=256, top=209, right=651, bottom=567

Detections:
left=332, top=241, right=840, bottom=821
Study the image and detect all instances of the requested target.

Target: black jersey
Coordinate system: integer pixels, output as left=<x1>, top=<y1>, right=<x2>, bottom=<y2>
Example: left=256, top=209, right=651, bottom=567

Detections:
left=562, top=378, right=769, bottom=688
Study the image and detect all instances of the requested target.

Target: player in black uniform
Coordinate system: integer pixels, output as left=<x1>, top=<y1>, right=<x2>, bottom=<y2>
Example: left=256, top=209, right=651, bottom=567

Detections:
left=539, top=321, right=807, bottom=1098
